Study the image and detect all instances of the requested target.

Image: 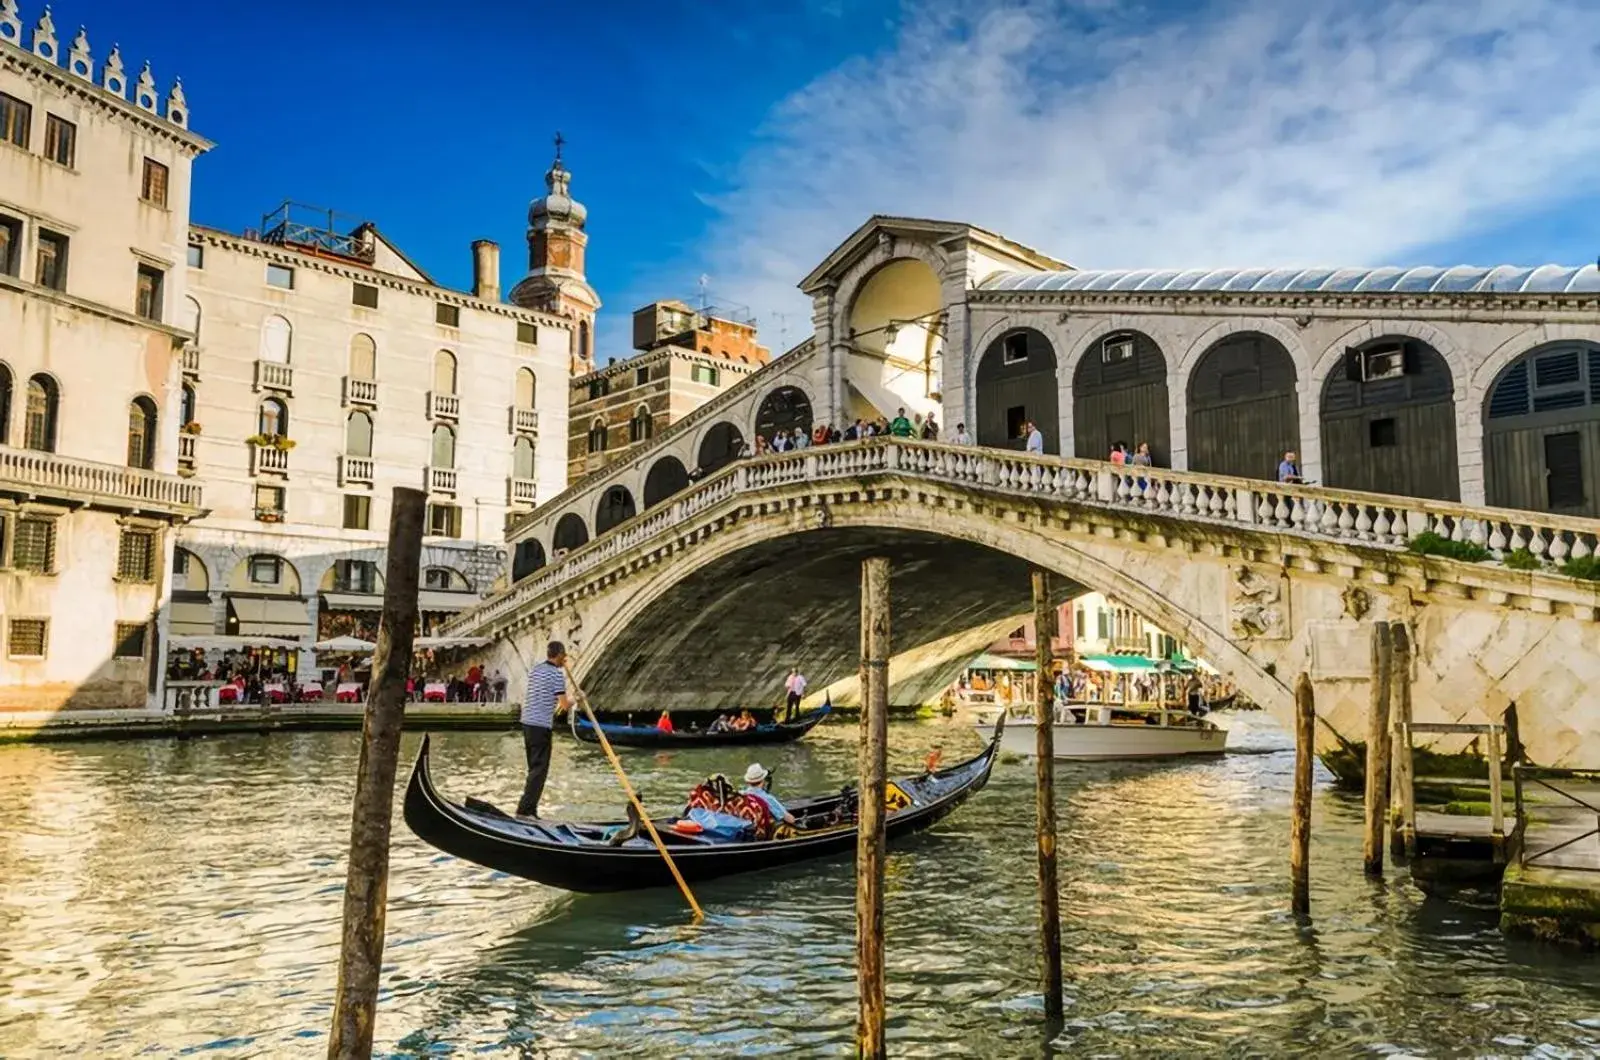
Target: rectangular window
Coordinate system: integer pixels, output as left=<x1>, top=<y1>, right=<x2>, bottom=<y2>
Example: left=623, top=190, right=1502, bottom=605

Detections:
left=588, top=378, right=610, bottom=400
left=43, top=114, right=75, bottom=167
left=1003, top=333, right=1029, bottom=365
left=342, top=494, right=371, bottom=530
left=35, top=230, right=67, bottom=290
left=173, top=549, right=188, bottom=576
left=351, top=282, right=379, bottom=308
left=265, top=263, right=295, bottom=290
left=0, top=213, right=20, bottom=277
left=248, top=555, right=281, bottom=585
left=12, top=516, right=55, bottom=573
left=516, top=321, right=537, bottom=344
left=1005, top=405, right=1026, bottom=439
left=427, top=503, right=462, bottom=538
left=140, top=158, right=169, bottom=207
left=113, top=621, right=148, bottom=659
left=255, top=484, right=285, bottom=516
left=116, top=529, right=157, bottom=582
left=135, top=264, right=164, bottom=321
left=435, top=302, right=460, bottom=327
left=7, top=619, right=47, bottom=659
left=691, top=364, right=720, bottom=386
left=635, top=367, right=650, bottom=388
left=0, top=92, right=30, bottom=149
left=187, top=243, right=204, bottom=268
left=333, top=559, right=376, bottom=593
left=1075, top=608, right=1085, bottom=639
left=1368, top=417, right=1397, bottom=448
left=1096, top=609, right=1110, bottom=641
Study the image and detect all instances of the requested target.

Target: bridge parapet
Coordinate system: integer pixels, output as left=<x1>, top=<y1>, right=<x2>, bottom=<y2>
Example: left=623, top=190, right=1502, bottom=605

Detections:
left=453, top=439, right=1600, bottom=638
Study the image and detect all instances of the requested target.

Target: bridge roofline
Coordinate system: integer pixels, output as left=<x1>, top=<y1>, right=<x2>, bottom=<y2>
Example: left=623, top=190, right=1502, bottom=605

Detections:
left=799, top=215, right=1071, bottom=294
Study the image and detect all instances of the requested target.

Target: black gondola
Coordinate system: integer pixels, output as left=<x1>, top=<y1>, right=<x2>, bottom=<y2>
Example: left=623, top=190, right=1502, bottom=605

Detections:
left=403, top=716, right=1004, bottom=893
left=570, top=702, right=831, bottom=748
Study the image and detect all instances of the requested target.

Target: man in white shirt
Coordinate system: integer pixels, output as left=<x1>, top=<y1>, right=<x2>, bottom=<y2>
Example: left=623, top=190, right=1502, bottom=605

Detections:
left=784, top=668, right=807, bottom=718
left=1025, top=421, right=1044, bottom=454
left=953, top=423, right=972, bottom=445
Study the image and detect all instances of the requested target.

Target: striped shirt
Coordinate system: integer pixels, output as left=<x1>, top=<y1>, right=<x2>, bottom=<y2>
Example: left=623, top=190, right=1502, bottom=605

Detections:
left=521, top=662, right=566, bottom=728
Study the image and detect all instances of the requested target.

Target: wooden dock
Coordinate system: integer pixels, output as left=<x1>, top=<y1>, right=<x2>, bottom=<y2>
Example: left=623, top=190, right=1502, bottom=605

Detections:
left=1501, top=771, right=1600, bottom=947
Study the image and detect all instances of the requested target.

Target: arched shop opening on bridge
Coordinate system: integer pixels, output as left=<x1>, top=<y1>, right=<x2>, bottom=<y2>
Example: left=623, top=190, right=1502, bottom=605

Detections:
left=1073, top=329, right=1169, bottom=465
left=1186, top=331, right=1299, bottom=480
left=1484, top=341, right=1600, bottom=517
left=1320, top=337, right=1459, bottom=501
left=512, top=538, right=547, bottom=583
left=697, top=422, right=744, bottom=476
left=755, top=385, right=814, bottom=445
left=167, top=548, right=213, bottom=636
left=595, top=485, right=638, bottom=535
left=643, top=456, right=690, bottom=508
left=846, top=257, right=945, bottom=413
left=553, top=512, right=590, bottom=554
left=976, top=327, right=1059, bottom=452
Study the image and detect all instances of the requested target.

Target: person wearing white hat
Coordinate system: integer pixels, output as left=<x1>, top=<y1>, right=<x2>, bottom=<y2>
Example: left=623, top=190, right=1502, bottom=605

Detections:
left=741, top=763, right=795, bottom=826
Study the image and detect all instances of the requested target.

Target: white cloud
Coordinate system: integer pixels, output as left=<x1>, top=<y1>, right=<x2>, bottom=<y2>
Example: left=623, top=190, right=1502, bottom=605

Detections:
left=680, top=0, right=1600, bottom=347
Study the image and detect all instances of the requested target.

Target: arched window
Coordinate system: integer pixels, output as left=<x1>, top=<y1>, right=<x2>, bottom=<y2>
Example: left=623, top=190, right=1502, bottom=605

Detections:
left=433, top=350, right=457, bottom=394
left=126, top=396, right=157, bottom=469
left=431, top=423, right=456, bottom=468
left=179, top=296, right=201, bottom=342
left=578, top=320, right=590, bottom=362
left=513, top=435, right=535, bottom=479
left=515, top=367, right=537, bottom=409
left=423, top=566, right=472, bottom=592
left=0, top=362, right=12, bottom=445
left=345, top=411, right=373, bottom=458
left=258, top=397, right=288, bottom=438
left=259, top=315, right=292, bottom=364
left=24, top=374, right=59, bottom=452
left=180, top=383, right=197, bottom=427
left=587, top=417, right=608, bottom=453
left=630, top=404, right=654, bottom=443
left=348, top=334, right=376, bottom=380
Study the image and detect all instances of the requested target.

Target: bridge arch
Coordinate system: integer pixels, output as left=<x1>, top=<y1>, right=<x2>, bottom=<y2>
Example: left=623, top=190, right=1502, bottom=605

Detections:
left=754, top=384, right=814, bottom=445
left=511, top=538, right=547, bottom=583
left=974, top=327, right=1059, bottom=452
left=1319, top=334, right=1459, bottom=501
left=1481, top=340, right=1600, bottom=517
left=1071, top=327, right=1169, bottom=465
left=1184, top=328, right=1302, bottom=480
left=594, top=484, right=638, bottom=535
left=695, top=421, right=744, bottom=476
left=552, top=513, right=589, bottom=554
left=643, top=456, right=690, bottom=509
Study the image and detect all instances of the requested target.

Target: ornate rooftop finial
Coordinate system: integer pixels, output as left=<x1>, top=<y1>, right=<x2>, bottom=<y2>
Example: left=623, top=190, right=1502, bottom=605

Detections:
left=67, top=25, right=92, bottom=80
left=165, top=77, right=188, bottom=128
left=31, top=5, right=58, bottom=63
left=0, top=0, right=21, bottom=47
left=529, top=134, right=586, bottom=229
left=134, top=59, right=157, bottom=112
left=553, top=130, right=565, bottom=163
left=102, top=43, right=126, bottom=97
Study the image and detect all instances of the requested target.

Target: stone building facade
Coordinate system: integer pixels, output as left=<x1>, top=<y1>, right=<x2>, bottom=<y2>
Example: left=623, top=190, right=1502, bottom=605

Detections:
left=174, top=208, right=572, bottom=676
left=0, top=9, right=208, bottom=711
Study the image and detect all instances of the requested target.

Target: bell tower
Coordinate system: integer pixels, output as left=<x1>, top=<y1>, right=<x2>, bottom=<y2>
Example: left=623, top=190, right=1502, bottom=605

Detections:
left=509, top=133, right=601, bottom=374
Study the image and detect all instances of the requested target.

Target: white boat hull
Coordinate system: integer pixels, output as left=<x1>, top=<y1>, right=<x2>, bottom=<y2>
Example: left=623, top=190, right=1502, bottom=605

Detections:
left=976, top=716, right=1228, bottom=760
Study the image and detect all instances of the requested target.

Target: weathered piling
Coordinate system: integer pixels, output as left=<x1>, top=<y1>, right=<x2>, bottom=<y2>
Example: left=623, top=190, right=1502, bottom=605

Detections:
left=1031, top=571, right=1063, bottom=1021
left=328, top=487, right=425, bottom=1059
left=857, top=556, right=891, bottom=1060
left=1388, top=624, right=1413, bottom=859
left=1291, top=672, right=1315, bottom=915
left=1363, top=622, right=1394, bottom=877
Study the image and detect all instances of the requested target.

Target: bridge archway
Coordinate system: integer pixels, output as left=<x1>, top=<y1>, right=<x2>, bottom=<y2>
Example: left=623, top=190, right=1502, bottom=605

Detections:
left=696, top=422, right=744, bottom=476
left=1483, top=341, right=1600, bottom=516
left=595, top=485, right=638, bottom=535
left=511, top=539, right=547, bottom=583
left=754, top=385, right=814, bottom=445
left=1320, top=336, right=1459, bottom=501
left=552, top=513, right=589, bottom=554
left=976, top=327, right=1059, bottom=452
left=1186, top=332, right=1299, bottom=479
left=1072, top=328, right=1169, bottom=464
left=643, top=456, right=690, bottom=508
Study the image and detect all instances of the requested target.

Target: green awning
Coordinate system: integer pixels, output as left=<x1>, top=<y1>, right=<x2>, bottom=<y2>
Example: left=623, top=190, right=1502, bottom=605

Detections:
left=1079, top=654, right=1160, bottom=673
left=966, top=653, right=1036, bottom=672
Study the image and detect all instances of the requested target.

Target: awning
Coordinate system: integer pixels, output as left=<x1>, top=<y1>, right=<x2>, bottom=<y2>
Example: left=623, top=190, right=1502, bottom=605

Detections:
left=322, top=591, right=475, bottom=614
left=322, top=592, right=384, bottom=613
left=168, top=600, right=214, bottom=637
left=170, top=634, right=301, bottom=651
left=315, top=636, right=376, bottom=653
left=228, top=596, right=312, bottom=638
left=1080, top=654, right=1160, bottom=673
left=966, top=652, right=1036, bottom=672
left=414, top=636, right=492, bottom=650
left=417, top=591, right=475, bottom=613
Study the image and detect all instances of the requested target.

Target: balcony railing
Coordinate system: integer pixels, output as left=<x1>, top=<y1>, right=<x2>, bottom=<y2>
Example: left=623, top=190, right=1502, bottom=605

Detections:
left=510, top=406, right=539, bottom=434
left=427, top=466, right=457, bottom=494
left=254, top=360, right=293, bottom=393
left=178, top=433, right=197, bottom=470
left=340, top=455, right=374, bottom=486
left=181, top=346, right=201, bottom=378
left=0, top=444, right=203, bottom=515
left=343, top=377, right=378, bottom=407
left=252, top=442, right=289, bottom=475
left=428, top=392, right=460, bottom=420
left=508, top=477, right=538, bottom=506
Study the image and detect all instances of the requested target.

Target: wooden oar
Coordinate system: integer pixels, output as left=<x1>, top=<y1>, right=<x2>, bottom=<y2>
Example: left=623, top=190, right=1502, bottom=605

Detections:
left=562, top=661, right=705, bottom=922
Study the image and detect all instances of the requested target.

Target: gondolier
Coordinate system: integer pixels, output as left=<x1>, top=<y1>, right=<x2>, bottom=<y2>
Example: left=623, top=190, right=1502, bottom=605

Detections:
left=518, top=641, right=571, bottom=819
left=784, top=668, right=807, bottom=719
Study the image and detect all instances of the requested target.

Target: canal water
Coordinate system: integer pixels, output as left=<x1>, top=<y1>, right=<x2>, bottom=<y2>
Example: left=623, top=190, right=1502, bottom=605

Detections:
left=1, top=714, right=1597, bottom=1058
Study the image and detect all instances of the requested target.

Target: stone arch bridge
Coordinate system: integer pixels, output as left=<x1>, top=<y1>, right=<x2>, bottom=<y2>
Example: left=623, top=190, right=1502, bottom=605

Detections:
left=450, top=440, right=1600, bottom=767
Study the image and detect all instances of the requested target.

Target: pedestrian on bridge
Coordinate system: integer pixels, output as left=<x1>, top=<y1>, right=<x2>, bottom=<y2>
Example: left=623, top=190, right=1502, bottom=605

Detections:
left=517, top=641, right=571, bottom=820
left=1025, top=421, right=1045, bottom=455
left=890, top=408, right=914, bottom=437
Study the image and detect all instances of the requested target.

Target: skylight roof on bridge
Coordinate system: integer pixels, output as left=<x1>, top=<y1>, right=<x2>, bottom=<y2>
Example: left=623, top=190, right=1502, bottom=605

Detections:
left=979, top=264, right=1600, bottom=295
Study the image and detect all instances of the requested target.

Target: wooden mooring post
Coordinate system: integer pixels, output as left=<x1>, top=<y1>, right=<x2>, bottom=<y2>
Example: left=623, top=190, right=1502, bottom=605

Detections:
left=1388, top=624, right=1414, bottom=859
left=328, top=487, right=425, bottom=1059
left=1032, top=572, right=1064, bottom=1021
left=1291, top=672, right=1315, bottom=915
left=856, top=556, right=891, bottom=1060
left=1363, top=622, right=1394, bottom=877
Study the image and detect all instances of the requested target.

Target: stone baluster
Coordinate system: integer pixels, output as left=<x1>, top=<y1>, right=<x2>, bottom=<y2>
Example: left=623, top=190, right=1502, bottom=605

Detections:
left=1549, top=529, right=1571, bottom=564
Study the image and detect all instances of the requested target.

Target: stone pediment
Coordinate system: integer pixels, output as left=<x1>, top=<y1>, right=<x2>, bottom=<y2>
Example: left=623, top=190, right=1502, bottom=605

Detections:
left=799, top=215, right=1070, bottom=295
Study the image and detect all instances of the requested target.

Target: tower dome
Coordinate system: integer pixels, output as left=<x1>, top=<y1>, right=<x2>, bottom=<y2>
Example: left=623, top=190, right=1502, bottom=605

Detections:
left=529, top=145, right=587, bottom=229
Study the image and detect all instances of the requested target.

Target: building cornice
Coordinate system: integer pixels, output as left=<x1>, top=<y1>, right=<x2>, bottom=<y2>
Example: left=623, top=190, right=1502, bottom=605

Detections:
left=188, top=227, right=572, bottom=330
left=569, top=344, right=766, bottom=387
left=0, top=272, right=192, bottom=345
left=966, top=286, right=1600, bottom=319
left=0, top=45, right=212, bottom=156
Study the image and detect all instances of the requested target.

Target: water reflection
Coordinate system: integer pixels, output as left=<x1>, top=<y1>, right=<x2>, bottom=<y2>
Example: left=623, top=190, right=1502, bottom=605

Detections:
left=0, top=714, right=1596, bottom=1057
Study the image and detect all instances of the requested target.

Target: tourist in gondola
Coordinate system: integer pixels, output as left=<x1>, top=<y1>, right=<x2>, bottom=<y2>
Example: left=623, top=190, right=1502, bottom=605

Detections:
left=518, top=641, right=570, bottom=820
left=741, top=764, right=796, bottom=827
left=707, top=713, right=732, bottom=734
left=655, top=710, right=674, bottom=734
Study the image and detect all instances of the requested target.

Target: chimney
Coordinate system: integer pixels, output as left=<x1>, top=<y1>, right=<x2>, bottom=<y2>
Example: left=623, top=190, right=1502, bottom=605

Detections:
left=471, top=239, right=500, bottom=302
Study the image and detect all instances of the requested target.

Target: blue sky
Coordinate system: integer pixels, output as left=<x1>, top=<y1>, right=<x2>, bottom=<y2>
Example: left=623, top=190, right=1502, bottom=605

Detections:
left=39, top=0, right=1600, bottom=355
